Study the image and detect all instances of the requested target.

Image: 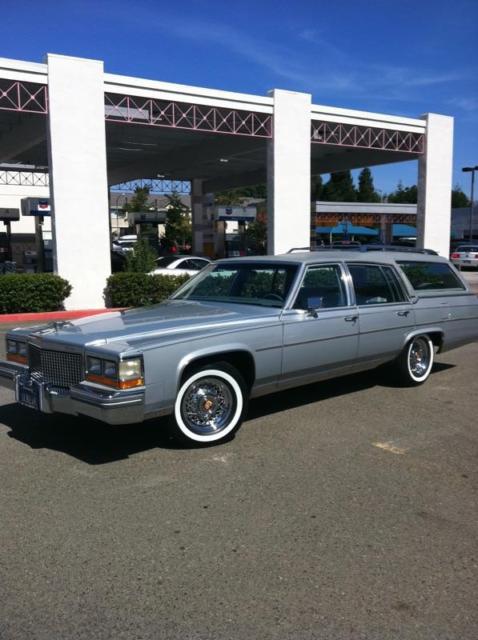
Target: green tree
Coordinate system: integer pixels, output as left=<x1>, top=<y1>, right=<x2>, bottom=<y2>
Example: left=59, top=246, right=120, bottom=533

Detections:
left=164, top=192, right=192, bottom=246
left=125, top=237, right=157, bottom=273
left=322, top=171, right=357, bottom=201
left=357, top=168, right=380, bottom=202
left=123, top=186, right=150, bottom=212
left=387, top=181, right=418, bottom=203
left=245, top=219, right=267, bottom=254
left=451, top=186, right=471, bottom=208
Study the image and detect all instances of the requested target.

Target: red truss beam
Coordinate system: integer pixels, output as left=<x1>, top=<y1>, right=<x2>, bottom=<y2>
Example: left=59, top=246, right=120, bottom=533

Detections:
left=104, top=93, right=272, bottom=138
left=311, top=120, right=425, bottom=154
left=0, top=81, right=48, bottom=114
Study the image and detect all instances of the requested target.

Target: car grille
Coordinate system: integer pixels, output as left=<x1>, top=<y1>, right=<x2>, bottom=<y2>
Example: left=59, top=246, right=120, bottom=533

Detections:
left=28, top=344, right=83, bottom=388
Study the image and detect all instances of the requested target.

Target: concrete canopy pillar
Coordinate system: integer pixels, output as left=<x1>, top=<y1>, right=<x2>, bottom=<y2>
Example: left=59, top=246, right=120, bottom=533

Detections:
left=267, top=89, right=311, bottom=255
left=417, top=113, right=454, bottom=257
left=46, top=54, right=110, bottom=309
left=191, top=179, right=215, bottom=257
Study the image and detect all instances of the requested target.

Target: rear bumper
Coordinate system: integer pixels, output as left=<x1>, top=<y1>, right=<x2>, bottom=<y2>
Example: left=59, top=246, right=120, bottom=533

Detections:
left=451, top=258, right=478, bottom=268
left=0, top=360, right=145, bottom=425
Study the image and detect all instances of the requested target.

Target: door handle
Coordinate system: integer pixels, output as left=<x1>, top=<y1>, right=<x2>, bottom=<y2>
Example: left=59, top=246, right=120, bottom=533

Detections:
left=397, top=310, right=410, bottom=317
left=344, top=315, right=358, bottom=322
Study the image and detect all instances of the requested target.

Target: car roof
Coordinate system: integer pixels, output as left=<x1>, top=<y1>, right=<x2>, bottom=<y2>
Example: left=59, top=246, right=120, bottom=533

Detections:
left=216, top=250, right=448, bottom=266
left=156, top=255, right=210, bottom=261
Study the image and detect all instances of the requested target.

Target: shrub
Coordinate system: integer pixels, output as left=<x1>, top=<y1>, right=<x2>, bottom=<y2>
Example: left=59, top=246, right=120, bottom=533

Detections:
left=105, top=272, right=190, bottom=308
left=125, top=238, right=158, bottom=273
left=0, top=274, right=72, bottom=313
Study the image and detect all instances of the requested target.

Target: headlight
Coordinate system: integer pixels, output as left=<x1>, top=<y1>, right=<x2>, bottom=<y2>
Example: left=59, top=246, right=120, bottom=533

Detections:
left=87, top=357, right=102, bottom=375
left=119, top=359, right=142, bottom=381
left=7, top=340, right=17, bottom=354
left=6, top=339, right=27, bottom=364
left=103, top=361, right=118, bottom=379
left=86, top=356, right=143, bottom=389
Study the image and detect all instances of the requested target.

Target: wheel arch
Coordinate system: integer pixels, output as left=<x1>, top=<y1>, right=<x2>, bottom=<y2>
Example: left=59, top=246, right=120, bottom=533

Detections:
left=403, top=328, right=444, bottom=353
left=177, top=345, right=256, bottom=391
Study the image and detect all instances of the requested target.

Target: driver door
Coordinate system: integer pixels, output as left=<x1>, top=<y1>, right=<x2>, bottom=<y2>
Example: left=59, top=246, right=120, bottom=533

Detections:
left=280, top=263, right=359, bottom=387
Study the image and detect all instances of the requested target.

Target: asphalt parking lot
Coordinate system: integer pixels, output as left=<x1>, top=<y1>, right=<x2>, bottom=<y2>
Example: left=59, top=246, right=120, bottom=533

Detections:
left=0, top=340, right=477, bottom=639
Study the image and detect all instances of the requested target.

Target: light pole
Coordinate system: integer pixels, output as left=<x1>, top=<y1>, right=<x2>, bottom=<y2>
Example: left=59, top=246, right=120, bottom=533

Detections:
left=462, top=166, right=478, bottom=242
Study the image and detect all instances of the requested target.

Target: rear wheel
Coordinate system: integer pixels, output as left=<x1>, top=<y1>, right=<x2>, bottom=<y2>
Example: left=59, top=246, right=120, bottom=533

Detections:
left=396, top=335, right=434, bottom=386
left=172, top=363, right=248, bottom=445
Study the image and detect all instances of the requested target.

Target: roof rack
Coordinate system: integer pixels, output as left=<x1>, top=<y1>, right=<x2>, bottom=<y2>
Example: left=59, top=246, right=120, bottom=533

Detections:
left=287, top=245, right=438, bottom=256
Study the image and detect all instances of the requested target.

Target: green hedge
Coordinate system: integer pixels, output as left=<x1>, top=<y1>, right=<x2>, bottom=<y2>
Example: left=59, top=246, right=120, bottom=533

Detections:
left=0, top=274, right=72, bottom=313
left=105, top=273, right=190, bottom=308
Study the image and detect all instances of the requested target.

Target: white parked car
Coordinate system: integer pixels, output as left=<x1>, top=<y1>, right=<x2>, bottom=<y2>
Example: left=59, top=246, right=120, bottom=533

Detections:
left=150, top=255, right=211, bottom=277
left=450, top=245, right=478, bottom=270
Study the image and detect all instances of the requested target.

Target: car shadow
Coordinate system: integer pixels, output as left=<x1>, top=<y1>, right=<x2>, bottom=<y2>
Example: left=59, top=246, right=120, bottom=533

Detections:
left=2, top=405, right=188, bottom=465
left=246, top=361, right=455, bottom=420
left=1, top=362, right=455, bottom=465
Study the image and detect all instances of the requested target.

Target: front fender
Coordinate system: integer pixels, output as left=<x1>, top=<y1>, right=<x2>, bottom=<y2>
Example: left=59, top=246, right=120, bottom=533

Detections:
left=176, top=343, right=256, bottom=389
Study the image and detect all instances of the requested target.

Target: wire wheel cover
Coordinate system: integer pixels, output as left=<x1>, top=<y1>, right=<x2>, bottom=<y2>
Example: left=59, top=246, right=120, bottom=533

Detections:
left=181, top=377, right=235, bottom=435
left=409, top=337, right=430, bottom=378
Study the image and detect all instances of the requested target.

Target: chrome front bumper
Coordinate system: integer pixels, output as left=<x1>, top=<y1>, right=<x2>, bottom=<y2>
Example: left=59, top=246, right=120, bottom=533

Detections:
left=0, top=360, right=145, bottom=425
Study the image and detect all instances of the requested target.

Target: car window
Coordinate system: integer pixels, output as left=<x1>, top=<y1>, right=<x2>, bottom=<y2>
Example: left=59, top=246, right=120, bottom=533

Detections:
left=397, top=261, right=465, bottom=291
left=172, top=263, right=298, bottom=308
left=155, top=256, right=180, bottom=268
left=348, top=264, right=405, bottom=305
left=184, top=259, right=209, bottom=270
left=381, top=266, right=407, bottom=302
left=294, top=265, right=347, bottom=309
left=456, top=246, right=478, bottom=252
left=178, top=260, right=195, bottom=270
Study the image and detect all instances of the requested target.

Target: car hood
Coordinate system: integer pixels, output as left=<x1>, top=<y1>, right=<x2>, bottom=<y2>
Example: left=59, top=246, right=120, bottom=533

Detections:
left=19, top=300, right=281, bottom=351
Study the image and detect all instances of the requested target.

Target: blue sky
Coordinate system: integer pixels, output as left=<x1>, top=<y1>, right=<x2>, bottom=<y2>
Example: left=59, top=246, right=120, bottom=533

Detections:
left=1, top=0, right=477, bottom=194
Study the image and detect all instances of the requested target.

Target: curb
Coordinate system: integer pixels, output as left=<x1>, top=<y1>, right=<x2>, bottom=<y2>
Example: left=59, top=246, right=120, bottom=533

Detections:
left=0, top=308, right=122, bottom=324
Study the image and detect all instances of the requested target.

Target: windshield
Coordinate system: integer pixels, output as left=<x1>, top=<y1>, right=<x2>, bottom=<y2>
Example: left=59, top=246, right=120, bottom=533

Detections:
left=171, top=262, right=299, bottom=308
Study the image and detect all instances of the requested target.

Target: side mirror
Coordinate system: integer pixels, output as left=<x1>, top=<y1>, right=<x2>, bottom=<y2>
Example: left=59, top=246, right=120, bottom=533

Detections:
left=409, top=295, right=419, bottom=304
left=306, top=308, right=319, bottom=318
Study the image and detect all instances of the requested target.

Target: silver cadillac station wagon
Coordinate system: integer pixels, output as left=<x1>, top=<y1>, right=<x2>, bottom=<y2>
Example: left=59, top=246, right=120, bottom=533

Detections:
left=1, top=251, right=477, bottom=445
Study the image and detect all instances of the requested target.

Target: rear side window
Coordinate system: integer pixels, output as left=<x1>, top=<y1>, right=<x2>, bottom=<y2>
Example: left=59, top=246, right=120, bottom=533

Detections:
left=348, top=264, right=406, bottom=305
left=397, top=261, right=465, bottom=291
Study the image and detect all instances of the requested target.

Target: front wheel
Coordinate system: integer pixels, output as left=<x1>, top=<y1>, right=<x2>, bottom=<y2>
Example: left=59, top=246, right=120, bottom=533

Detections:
left=396, top=335, right=434, bottom=386
left=172, top=363, right=248, bottom=445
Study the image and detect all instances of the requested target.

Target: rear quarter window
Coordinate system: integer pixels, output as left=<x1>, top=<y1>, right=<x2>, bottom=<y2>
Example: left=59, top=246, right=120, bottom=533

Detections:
left=397, top=261, right=465, bottom=291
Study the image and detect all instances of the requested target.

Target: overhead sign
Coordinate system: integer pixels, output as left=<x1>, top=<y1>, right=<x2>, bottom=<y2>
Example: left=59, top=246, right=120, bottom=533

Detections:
left=0, top=208, right=20, bottom=221
left=21, top=198, right=51, bottom=216
left=216, top=206, right=256, bottom=222
left=129, top=211, right=167, bottom=224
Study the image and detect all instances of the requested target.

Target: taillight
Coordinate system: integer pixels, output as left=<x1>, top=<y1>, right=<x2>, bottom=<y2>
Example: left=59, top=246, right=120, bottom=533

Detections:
left=451, top=253, right=459, bottom=259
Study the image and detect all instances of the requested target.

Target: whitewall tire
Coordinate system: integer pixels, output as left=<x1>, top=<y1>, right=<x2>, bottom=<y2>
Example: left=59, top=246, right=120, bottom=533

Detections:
left=173, top=365, right=247, bottom=444
left=397, top=335, right=434, bottom=386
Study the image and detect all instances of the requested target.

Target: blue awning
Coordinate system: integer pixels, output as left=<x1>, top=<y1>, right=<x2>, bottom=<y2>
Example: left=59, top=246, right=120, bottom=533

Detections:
left=316, top=223, right=378, bottom=236
left=392, top=224, right=416, bottom=237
